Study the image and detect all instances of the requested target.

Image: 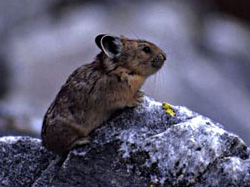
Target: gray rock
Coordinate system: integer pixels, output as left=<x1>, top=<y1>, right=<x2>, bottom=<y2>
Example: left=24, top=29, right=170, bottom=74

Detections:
left=0, top=136, right=55, bottom=187
left=0, top=97, right=249, bottom=186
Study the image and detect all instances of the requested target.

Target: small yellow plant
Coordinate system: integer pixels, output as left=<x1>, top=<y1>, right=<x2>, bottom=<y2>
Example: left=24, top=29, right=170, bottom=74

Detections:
left=162, top=102, right=176, bottom=116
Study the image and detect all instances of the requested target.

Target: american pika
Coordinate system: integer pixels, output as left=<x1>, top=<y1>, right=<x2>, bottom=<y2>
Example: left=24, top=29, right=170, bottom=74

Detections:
left=41, top=34, right=166, bottom=155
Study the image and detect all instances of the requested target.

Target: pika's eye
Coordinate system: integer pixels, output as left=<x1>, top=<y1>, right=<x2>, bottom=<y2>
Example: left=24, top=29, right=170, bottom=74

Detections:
left=143, top=46, right=151, bottom=53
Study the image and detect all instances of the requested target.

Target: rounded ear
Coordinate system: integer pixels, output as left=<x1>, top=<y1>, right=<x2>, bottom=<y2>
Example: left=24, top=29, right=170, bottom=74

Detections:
left=95, top=34, right=122, bottom=58
left=95, top=34, right=105, bottom=49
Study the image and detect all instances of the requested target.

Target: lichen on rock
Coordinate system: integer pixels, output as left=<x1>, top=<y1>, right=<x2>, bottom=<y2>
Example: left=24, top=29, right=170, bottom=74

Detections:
left=0, top=96, right=250, bottom=187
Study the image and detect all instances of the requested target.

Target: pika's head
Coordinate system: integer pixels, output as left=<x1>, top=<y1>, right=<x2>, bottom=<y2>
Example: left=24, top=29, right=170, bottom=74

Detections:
left=95, top=34, right=166, bottom=77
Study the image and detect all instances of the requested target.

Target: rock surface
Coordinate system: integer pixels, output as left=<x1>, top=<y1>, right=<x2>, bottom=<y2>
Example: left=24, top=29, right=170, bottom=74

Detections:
left=0, top=97, right=250, bottom=187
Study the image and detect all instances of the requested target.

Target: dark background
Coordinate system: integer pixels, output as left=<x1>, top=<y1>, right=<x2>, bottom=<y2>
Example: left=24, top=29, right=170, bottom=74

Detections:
left=0, top=0, right=250, bottom=144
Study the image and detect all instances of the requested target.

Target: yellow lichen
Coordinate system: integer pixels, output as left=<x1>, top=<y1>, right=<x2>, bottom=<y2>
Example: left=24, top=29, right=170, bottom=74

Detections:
left=137, top=104, right=143, bottom=109
left=162, top=102, right=176, bottom=116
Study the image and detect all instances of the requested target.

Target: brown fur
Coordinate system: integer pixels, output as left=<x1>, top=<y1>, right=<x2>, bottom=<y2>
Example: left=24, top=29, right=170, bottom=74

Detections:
left=41, top=35, right=166, bottom=155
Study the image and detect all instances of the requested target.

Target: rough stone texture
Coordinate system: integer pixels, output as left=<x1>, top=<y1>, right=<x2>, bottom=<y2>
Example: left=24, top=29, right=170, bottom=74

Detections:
left=0, top=97, right=250, bottom=187
left=0, top=136, right=55, bottom=187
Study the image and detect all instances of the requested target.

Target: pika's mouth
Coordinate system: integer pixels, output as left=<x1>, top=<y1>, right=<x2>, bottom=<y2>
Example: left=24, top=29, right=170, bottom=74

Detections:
left=151, top=53, right=166, bottom=68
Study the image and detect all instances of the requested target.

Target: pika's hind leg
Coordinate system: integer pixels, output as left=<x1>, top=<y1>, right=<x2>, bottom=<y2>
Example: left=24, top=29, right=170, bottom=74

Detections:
left=42, top=118, right=91, bottom=155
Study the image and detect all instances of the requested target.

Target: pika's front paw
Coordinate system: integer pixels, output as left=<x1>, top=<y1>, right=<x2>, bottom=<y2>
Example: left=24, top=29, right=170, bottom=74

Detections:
left=127, top=90, right=144, bottom=107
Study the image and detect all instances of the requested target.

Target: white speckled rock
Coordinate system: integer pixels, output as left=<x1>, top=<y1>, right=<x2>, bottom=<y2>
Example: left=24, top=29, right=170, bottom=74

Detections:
left=0, top=136, right=55, bottom=187
left=0, top=96, right=249, bottom=186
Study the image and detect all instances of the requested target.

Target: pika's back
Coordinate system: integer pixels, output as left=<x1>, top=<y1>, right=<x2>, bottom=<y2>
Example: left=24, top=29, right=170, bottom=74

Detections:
left=41, top=34, right=166, bottom=155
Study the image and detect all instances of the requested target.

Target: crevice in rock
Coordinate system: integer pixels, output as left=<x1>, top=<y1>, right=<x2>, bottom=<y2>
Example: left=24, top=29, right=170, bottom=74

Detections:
left=31, top=156, right=62, bottom=187
left=193, top=155, right=222, bottom=185
left=192, top=133, right=249, bottom=185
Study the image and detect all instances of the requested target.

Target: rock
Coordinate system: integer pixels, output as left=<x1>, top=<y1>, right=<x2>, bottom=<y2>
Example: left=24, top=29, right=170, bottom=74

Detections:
left=0, top=136, right=55, bottom=187
left=0, top=96, right=250, bottom=186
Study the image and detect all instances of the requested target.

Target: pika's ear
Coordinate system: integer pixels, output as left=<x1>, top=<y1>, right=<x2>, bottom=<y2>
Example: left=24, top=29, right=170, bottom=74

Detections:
left=95, top=34, right=105, bottom=49
left=95, top=34, right=122, bottom=58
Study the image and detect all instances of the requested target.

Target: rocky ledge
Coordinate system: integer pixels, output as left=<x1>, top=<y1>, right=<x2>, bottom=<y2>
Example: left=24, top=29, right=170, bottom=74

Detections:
left=0, top=97, right=250, bottom=187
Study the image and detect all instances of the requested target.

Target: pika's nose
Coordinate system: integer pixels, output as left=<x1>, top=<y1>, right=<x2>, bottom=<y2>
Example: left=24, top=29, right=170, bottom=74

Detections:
left=152, top=53, right=166, bottom=68
left=160, top=52, right=167, bottom=61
